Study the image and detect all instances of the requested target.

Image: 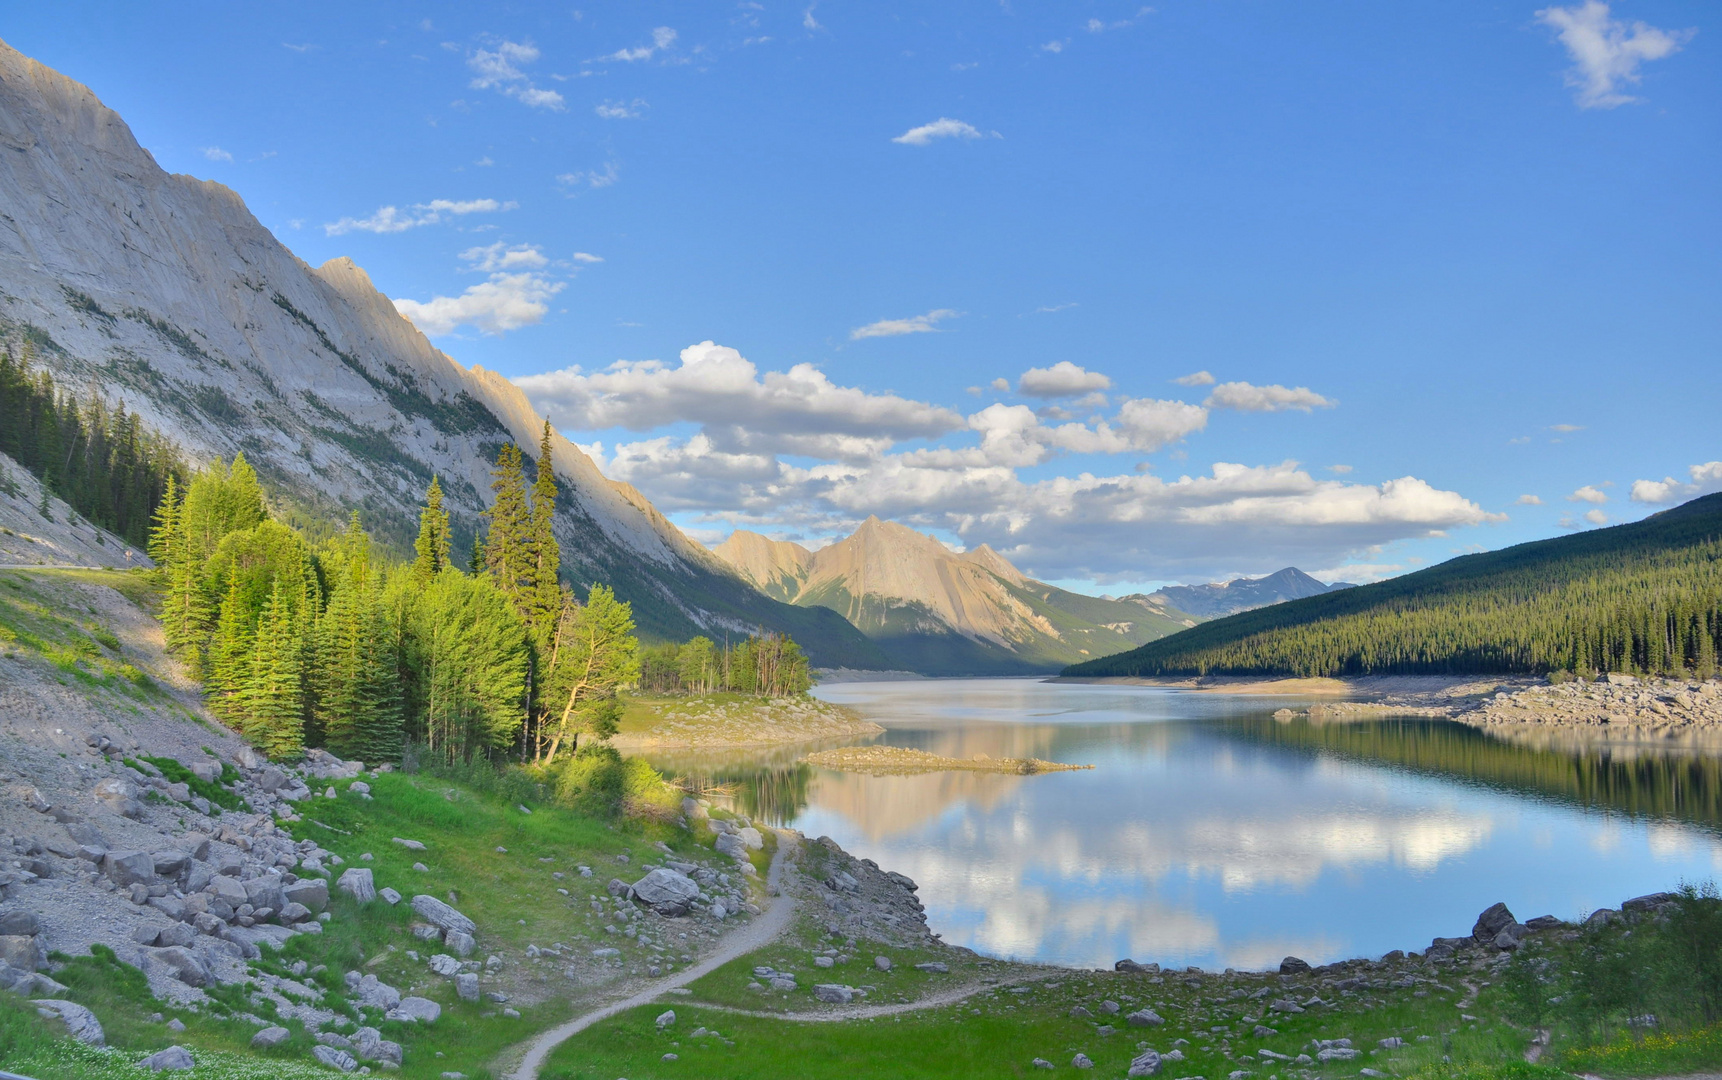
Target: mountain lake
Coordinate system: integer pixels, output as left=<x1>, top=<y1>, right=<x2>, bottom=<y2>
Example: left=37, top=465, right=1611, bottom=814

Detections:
left=632, top=677, right=1722, bottom=971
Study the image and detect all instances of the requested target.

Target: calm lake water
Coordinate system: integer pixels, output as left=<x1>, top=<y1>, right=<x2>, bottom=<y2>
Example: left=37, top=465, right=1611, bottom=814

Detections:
left=635, top=678, right=1722, bottom=972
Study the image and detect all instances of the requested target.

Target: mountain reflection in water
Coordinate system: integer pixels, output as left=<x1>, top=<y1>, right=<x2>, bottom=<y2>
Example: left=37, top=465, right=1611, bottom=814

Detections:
left=631, top=679, right=1722, bottom=970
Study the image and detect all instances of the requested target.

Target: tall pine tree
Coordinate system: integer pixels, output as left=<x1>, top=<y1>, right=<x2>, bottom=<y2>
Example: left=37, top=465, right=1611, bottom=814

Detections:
left=527, top=421, right=563, bottom=646
left=484, top=443, right=533, bottom=611
left=243, top=578, right=304, bottom=759
left=412, top=476, right=452, bottom=583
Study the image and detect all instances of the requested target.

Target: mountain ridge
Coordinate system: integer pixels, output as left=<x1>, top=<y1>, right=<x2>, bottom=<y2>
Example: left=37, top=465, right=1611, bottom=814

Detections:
left=0, top=38, right=885, bottom=667
left=713, top=517, right=1197, bottom=674
left=1140, top=567, right=1352, bottom=619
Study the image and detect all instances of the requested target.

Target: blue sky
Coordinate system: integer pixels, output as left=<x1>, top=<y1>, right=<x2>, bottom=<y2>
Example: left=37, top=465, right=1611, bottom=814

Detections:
left=7, top=1, right=1717, bottom=592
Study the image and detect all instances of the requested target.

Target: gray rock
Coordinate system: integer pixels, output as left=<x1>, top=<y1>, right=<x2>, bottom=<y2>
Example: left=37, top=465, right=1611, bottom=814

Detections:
left=630, top=867, right=700, bottom=916
left=1127, top=1008, right=1166, bottom=1027
left=1128, top=1049, right=1162, bottom=1077
left=147, top=946, right=210, bottom=987
left=1073, top=1053, right=1095, bottom=1069
left=715, top=833, right=747, bottom=859
left=32, top=999, right=105, bottom=1045
left=445, top=929, right=475, bottom=956
left=769, top=976, right=797, bottom=992
left=157, top=923, right=198, bottom=949
left=311, top=1044, right=357, bottom=1071
left=874, top=955, right=892, bottom=971
left=317, top=1032, right=355, bottom=1052
left=1623, top=892, right=1678, bottom=913
left=251, top=1025, right=291, bottom=1048
left=915, top=962, right=949, bottom=974
left=410, top=894, right=475, bottom=936
left=1472, top=902, right=1516, bottom=942
left=355, top=974, right=402, bottom=1009
left=656, top=1009, right=677, bottom=1028
left=0, top=910, right=42, bottom=935
left=386, top=996, right=441, bottom=1023
left=243, top=876, right=286, bottom=914
left=379, top=886, right=401, bottom=905
left=0, top=933, right=47, bottom=971
left=1525, top=915, right=1564, bottom=931
left=736, top=826, right=764, bottom=850
left=0, top=963, right=65, bottom=995
left=278, top=902, right=311, bottom=925
left=336, top=868, right=375, bottom=903
left=1253, top=1025, right=1278, bottom=1038
left=1278, top=955, right=1311, bottom=975
left=392, top=837, right=427, bottom=851
left=103, top=850, right=156, bottom=887
left=814, top=984, right=855, bottom=1004
left=1268, top=999, right=1305, bottom=1014
left=256, top=766, right=288, bottom=793
left=93, top=777, right=144, bottom=817
left=1032, top=1059, right=1054, bottom=1070
left=283, top=878, right=329, bottom=912
left=1317, top=1047, right=1361, bottom=1062
left=152, top=851, right=190, bottom=878
left=456, top=972, right=480, bottom=1001
left=1099, top=1000, right=1120, bottom=1015
left=139, top=1044, right=196, bottom=1071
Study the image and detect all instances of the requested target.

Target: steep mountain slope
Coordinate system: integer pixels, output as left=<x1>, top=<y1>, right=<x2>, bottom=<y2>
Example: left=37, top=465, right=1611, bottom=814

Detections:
left=0, top=40, right=884, bottom=666
left=1143, top=567, right=1353, bottom=618
left=1064, top=493, right=1722, bottom=679
left=713, top=517, right=1197, bottom=674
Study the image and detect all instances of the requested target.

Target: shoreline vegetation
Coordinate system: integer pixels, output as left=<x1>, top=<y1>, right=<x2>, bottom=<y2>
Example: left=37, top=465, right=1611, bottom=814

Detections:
left=612, top=692, right=884, bottom=748
left=801, top=744, right=1094, bottom=776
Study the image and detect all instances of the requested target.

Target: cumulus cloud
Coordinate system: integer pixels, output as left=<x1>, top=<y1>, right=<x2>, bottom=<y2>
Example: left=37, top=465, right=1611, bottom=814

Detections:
left=1173, top=370, right=1215, bottom=387
left=557, top=164, right=619, bottom=191
left=850, top=309, right=959, bottom=340
left=1515, top=494, right=1543, bottom=505
left=1630, top=461, right=1722, bottom=504
left=516, top=340, right=1496, bottom=581
left=468, top=40, right=565, bottom=109
left=1328, top=465, right=1353, bottom=475
left=599, top=26, right=677, bottom=63
left=1550, top=423, right=1584, bottom=433
left=892, top=118, right=988, bottom=146
left=201, top=146, right=233, bottom=162
left=393, top=242, right=563, bottom=336
left=595, top=99, right=647, bottom=119
left=323, top=198, right=515, bottom=236
left=1568, top=485, right=1608, bottom=504
left=571, top=251, right=604, bottom=263
left=517, top=341, right=966, bottom=451
left=1017, top=362, right=1112, bottom=398
left=1205, top=381, right=1335, bottom=413
left=1536, top=1, right=1692, bottom=109
left=1585, top=508, right=1609, bottom=525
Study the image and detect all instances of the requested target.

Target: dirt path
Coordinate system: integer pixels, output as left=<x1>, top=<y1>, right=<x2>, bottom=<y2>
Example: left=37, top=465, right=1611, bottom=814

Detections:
left=687, top=969, right=1060, bottom=1024
left=502, top=833, right=803, bottom=1080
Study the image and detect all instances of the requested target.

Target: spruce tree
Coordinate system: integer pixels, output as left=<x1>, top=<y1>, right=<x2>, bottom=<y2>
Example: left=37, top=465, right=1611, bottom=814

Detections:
left=206, top=574, right=254, bottom=723
left=243, top=578, right=304, bottom=759
left=412, top=476, right=452, bottom=583
left=528, top=421, right=563, bottom=645
left=147, top=474, right=180, bottom=566
left=484, top=444, right=532, bottom=608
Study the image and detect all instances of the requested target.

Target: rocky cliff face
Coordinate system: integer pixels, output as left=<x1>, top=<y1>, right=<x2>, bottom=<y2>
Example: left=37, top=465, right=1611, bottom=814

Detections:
left=0, top=40, right=878, bottom=664
left=714, top=517, right=1197, bottom=674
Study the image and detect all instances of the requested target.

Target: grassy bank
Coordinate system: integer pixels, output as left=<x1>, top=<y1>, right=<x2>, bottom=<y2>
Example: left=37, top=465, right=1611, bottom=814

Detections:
left=614, top=692, right=882, bottom=748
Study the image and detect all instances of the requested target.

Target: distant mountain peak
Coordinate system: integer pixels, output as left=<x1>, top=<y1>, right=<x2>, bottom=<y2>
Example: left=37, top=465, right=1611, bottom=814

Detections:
left=1148, top=567, right=1346, bottom=619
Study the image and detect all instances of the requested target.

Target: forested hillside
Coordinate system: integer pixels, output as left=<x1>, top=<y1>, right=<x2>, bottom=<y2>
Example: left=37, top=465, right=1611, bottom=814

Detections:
left=1064, top=493, right=1722, bottom=679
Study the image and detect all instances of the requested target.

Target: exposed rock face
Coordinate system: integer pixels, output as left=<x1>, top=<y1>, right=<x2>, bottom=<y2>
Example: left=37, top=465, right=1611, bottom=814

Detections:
left=0, top=38, right=874, bottom=665
left=714, top=518, right=1195, bottom=674
left=630, top=868, right=701, bottom=916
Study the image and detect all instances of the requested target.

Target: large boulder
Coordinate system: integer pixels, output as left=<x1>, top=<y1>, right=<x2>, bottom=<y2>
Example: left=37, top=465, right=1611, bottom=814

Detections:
left=351, top=1027, right=402, bottom=1065
left=337, top=868, right=376, bottom=903
left=311, top=1044, right=357, bottom=1071
left=630, top=868, right=701, bottom=916
left=93, top=777, right=144, bottom=818
left=1473, top=902, right=1517, bottom=943
left=714, top=833, right=748, bottom=859
left=1279, top=956, right=1311, bottom=975
left=385, top=996, right=441, bottom=1024
left=813, top=984, right=855, bottom=1004
left=0, top=934, right=46, bottom=971
left=736, top=827, right=765, bottom=850
left=410, top=895, right=475, bottom=936
left=146, top=946, right=211, bottom=987
left=283, top=879, right=329, bottom=913
left=0, top=910, right=42, bottom=936
left=32, top=999, right=105, bottom=1045
left=206, top=875, right=248, bottom=908
left=1128, top=1049, right=1162, bottom=1077
left=139, top=1045, right=196, bottom=1071
left=102, top=850, right=156, bottom=888
left=251, top=1025, right=291, bottom=1048
left=151, top=851, right=190, bottom=878
left=242, top=876, right=286, bottom=914
left=354, top=974, right=401, bottom=1010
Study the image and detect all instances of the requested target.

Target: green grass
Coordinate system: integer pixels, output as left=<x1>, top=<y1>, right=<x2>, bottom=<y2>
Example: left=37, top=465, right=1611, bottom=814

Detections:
left=0, top=568, right=162, bottom=695
left=136, top=755, right=244, bottom=810
left=1557, top=1021, right=1722, bottom=1076
left=544, top=960, right=1533, bottom=1080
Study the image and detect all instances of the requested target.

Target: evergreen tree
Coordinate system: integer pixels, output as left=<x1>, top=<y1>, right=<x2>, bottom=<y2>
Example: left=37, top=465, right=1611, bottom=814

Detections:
left=205, top=574, right=254, bottom=723
left=243, top=578, right=304, bottom=759
left=412, top=476, right=452, bottom=583
left=484, top=443, right=533, bottom=610
left=527, top=421, right=563, bottom=645
left=147, top=475, right=180, bottom=565
left=538, top=585, right=639, bottom=762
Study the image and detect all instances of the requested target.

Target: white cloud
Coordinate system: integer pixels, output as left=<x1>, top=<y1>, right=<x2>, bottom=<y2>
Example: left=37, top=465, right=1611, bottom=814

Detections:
left=1585, top=508, right=1609, bottom=525
left=517, top=341, right=966, bottom=451
left=990, top=378, right=1010, bottom=393
left=1515, top=494, right=1543, bottom=505
left=394, top=273, right=563, bottom=336
left=323, top=198, right=514, bottom=236
left=599, top=26, right=678, bottom=63
left=459, top=242, right=548, bottom=272
left=1550, top=423, right=1584, bottom=433
left=557, top=164, right=619, bottom=191
left=201, top=146, right=233, bottom=162
left=571, top=251, right=604, bottom=264
left=1205, top=381, right=1334, bottom=413
left=1172, top=370, right=1215, bottom=387
left=1041, top=40, right=1067, bottom=53
left=1328, top=465, right=1353, bottom=475
left=850, top=308, right=960, bottom=340
left=1567, top=485, right=1608, bottom=504
left=1630, top=461, right=1722, bottom=504
left=511, top=340, right=1497, bottom=581
left=1018, top=362, right=1112, bottom=398
left=892, top=118, right=989, bottom=146
left=468, top=40, right=565, bottom=110
left=1536, top=1, right=1692, bottom=109
left=596, top=99, right=647, bottom=119
left=803, top=4, right=821, bottom=30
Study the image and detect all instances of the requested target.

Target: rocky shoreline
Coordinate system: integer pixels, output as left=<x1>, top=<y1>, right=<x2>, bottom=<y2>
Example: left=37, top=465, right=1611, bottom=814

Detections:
left=802, top=745, right=1094, bottom=776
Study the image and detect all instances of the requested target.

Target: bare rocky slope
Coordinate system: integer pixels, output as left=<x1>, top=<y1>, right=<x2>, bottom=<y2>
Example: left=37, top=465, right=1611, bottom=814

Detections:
left=713, top=518, right=1197, bottom=675
left=1142, top=567, right=1352, bottom=620
left=0, top=39, right=880, bottom=666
